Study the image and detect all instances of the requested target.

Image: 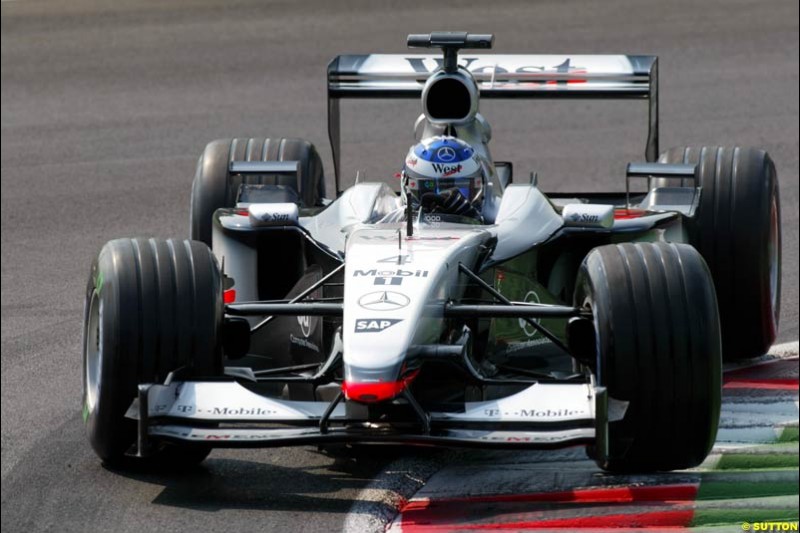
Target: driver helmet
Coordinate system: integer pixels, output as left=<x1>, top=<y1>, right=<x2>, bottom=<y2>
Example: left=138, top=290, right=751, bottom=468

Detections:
left=402, top=136, right=485, bottom=214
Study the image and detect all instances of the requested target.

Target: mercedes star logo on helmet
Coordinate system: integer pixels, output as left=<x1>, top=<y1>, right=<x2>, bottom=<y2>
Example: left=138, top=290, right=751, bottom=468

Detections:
left=437, top=146, right=457, bottom=162
left=357, top=291, right=410, bottom=311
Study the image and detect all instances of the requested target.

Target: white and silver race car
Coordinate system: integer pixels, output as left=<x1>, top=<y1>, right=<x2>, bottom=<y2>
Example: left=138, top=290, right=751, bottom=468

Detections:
left=82, top=32, right=781, bottom=472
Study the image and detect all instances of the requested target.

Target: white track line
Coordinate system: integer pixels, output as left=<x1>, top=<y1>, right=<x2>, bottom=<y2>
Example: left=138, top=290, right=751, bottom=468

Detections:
left=343, top=454, right=445, bottom=533
left=771, top=340, right=799, bottom=357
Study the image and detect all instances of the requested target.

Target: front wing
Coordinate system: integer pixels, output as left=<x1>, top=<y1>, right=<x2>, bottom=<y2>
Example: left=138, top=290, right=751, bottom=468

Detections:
left=127, top=380, right=609, bottom=452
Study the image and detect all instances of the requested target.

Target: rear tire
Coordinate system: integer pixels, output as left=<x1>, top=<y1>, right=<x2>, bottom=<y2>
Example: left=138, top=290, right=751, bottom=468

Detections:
left=659, top=146, right=781, bottom=360
left=189, top=137, right=325, bottom=246
left=82, top=238, right=223, bottom=467
left=575, top=242, right=722, bottom=472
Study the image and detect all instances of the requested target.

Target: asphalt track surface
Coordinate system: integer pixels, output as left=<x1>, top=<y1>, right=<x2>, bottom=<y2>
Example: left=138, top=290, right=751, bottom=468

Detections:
left=1, top=0, right=797, bottom=531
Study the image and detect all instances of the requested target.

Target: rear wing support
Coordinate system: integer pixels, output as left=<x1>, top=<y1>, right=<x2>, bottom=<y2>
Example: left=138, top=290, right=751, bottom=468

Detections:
left=327, top=52, right=659, bottom=195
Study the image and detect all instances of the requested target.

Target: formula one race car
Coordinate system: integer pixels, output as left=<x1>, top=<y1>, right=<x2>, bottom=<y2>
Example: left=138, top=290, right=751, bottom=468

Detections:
left=82, top=32, right=781, bottom=472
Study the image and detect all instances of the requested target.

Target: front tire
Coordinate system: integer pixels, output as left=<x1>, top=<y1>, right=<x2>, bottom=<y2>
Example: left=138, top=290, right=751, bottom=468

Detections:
left=576, top=242, right=722, bottom=472
left=82, top=238, right=223, bottom=467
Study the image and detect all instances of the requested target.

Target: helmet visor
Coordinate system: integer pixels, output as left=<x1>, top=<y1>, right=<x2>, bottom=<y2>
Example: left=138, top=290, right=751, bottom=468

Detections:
left=407, top=175, right=483, bottom=206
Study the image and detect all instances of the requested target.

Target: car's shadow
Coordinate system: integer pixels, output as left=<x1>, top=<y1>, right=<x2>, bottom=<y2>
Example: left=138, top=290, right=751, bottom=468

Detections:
left=105, top=444, right=443, bottom=514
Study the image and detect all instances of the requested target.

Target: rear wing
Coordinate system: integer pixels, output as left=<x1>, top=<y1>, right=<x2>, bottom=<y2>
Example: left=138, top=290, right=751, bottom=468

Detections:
left=327, top=54, right=658, bottom=194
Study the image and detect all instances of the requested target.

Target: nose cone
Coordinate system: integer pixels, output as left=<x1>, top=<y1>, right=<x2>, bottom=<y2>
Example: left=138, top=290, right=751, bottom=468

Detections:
left=342, top=370, right=419, bottom=403
left=341, top=226, right=489, bottom=405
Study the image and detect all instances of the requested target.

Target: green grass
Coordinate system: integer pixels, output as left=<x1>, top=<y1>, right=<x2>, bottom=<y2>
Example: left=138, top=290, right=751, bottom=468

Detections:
left=777, top=427, right=800, bottom=443
left=715, top=454, right=799, bottom=470
left=691, top=508, right=799, bottom=527
left=697, top=480, right=798, bottom=501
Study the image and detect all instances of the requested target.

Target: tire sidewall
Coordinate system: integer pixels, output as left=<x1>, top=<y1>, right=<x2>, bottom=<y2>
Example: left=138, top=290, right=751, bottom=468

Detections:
left=756, top=161, right=781, bottom=343
left=574, top=253, right=625, bottom=399
left=83, top=244, right=135, bottom=462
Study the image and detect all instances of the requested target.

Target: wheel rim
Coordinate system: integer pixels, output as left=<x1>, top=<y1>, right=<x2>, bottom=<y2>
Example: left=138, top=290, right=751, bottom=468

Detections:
left=84, top=290, right=103, bottom=419
left=768, top=194, right=779, bottom=325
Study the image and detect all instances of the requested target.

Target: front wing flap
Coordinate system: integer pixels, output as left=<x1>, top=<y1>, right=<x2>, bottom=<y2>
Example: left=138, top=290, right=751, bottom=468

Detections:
left=129, top=380, right=605, bottom=450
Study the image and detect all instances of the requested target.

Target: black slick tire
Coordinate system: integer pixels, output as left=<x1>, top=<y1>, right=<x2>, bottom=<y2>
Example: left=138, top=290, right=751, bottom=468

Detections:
left=659, top=146, right=781, bottom=360
left=189, top=137, right=325, bottom=246
left=575, top=242, right=722, bottom=472
left=82, top=238, right=223, bottom=467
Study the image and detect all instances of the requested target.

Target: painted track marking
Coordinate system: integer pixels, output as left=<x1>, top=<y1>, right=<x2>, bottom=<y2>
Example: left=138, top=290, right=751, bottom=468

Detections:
left=345, top=342, right=799, bottom=531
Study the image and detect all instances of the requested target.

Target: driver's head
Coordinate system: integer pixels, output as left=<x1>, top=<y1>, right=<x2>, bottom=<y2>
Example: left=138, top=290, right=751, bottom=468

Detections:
left=402, top=136, right=485, bottom=218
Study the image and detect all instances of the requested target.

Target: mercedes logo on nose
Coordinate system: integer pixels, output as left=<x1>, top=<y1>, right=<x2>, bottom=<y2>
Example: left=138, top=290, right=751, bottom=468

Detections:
left=357, top=291, right=410, bottom=311
left=437, top=147, right=457, bottom=162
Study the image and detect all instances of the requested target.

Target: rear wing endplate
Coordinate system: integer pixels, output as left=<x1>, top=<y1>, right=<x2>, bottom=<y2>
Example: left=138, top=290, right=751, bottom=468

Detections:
left=327, top=54, right=658, bottom=194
